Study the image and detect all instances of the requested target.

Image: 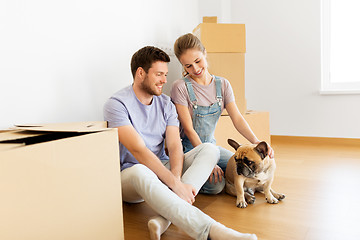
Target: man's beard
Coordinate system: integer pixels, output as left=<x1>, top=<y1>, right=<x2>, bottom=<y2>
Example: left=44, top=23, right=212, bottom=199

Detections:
left=141, top=75, right=162, bottom=96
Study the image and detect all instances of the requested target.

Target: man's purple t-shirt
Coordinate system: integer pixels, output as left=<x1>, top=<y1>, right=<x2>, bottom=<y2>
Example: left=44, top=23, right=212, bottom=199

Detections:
left=103, top=85, right=179, bottom=171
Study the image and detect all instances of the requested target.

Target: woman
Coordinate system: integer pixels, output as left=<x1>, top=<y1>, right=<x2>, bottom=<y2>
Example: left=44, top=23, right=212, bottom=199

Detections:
left=170, top=33, right=274, bottom=195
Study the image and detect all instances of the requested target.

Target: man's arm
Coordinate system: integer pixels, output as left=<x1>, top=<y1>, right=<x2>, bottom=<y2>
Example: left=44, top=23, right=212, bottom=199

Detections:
left=165, top=125, right=184, bottom=179
left=116, top=125, right=196, bottom=204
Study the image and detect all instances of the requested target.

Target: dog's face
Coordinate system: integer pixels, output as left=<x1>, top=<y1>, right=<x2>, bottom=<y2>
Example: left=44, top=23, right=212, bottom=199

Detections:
left=228, top=139, right=269, bottom=178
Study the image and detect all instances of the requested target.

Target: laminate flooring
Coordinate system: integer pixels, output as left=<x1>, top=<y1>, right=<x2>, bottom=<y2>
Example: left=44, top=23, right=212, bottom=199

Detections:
left=123, top=136, right=360, bottom=240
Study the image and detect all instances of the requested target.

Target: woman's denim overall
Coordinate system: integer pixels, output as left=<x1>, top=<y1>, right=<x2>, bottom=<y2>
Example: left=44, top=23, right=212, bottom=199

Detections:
left=182, top=76, right=233, bottom=194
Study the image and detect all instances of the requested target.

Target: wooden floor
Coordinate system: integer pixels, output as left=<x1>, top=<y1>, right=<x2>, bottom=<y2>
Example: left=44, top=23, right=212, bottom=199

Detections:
left=123, top=136, right=360, bottom=240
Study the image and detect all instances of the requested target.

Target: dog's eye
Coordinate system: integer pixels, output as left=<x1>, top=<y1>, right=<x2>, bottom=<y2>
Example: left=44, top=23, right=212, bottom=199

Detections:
left=243, top=158, right=253, bottom=166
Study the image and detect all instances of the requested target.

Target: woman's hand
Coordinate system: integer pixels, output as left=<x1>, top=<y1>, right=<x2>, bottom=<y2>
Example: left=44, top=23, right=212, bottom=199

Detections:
left=267, top=144, right=275, bottom=159
left=255, top=141, right=275, bottom=159
left=208, top=165, right=224, bottom=184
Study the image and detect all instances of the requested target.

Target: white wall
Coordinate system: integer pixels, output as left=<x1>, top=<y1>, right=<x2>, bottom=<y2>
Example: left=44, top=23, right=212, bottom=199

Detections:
left=1, top=0, right=359, bottom=139
left=231, top=0, right=360, bottom=139
left=0, top=0, right=196, bottom=129
left=198, top=0, right=231, bottom=23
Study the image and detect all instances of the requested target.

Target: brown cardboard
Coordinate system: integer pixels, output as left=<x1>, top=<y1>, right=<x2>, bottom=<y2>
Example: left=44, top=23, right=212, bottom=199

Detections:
left=214, top=111, right=270, bottom=152
left=203, top=16, right=218, bottom=23
left=0, top=122, right=124, bottom=240
left=207, top=53, right=246, bottom=113
left=193, top=23, right=246, bottom=53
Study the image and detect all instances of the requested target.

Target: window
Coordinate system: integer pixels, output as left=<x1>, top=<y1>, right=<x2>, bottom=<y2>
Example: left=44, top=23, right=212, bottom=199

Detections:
left=321, top=0, right=360, bottom=94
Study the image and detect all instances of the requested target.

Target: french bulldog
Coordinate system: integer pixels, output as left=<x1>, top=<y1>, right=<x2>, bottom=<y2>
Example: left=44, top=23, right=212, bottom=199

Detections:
left=225, top=139, right=285, bottom=208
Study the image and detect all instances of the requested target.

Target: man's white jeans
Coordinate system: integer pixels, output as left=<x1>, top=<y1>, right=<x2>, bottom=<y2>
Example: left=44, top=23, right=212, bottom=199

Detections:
left=121, top=143, right=220, bottom=240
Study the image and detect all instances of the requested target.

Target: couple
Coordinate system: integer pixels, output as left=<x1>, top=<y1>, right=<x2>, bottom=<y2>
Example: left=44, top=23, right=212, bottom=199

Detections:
left=104, top=33, right=273, bottom=240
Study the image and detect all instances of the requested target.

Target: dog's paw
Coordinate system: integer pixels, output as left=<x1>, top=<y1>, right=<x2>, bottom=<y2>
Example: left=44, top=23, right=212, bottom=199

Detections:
left=265, top=195, right=279, bottom=204
left=273, top=193, right=285, bottom=201
left=245, top=192, right=256, bottom=204
left=236, top=199, right=248, bottom=208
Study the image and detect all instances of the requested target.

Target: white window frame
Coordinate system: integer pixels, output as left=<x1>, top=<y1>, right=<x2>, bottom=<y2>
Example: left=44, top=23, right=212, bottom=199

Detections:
left=320, top=0, right=360, bottom=95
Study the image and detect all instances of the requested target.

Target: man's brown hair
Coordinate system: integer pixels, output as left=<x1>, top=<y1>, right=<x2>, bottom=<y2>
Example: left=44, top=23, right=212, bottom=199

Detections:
left=130, top=46, right=170, bottom=78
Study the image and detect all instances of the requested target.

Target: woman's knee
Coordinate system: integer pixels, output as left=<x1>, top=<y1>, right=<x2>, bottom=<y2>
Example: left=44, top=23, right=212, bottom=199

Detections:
left=199, top=178, right=226, bottom=195
left=218, top=146, right=233, bottom=171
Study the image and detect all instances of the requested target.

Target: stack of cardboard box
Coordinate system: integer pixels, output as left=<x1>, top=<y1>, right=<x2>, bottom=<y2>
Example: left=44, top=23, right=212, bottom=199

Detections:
left=193, top=17, right=270, bottom=152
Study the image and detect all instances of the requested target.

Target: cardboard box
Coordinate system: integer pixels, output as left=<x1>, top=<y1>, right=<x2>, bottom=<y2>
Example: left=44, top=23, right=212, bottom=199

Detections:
left=0, top=122, right=124, bottom=240
left=207, top=53, right=246, bottom=113
left=214, top=111, right=270, bottom=152
left=203, top=16, right=218, bottom=23
left=193, top=23, right=246, bottom=53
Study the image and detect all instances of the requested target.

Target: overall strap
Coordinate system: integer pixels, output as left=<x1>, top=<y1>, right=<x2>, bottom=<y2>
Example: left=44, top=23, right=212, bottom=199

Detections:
left=184, top=77, right=198, bottom=108
left=214, top=76, right=222, bottom=105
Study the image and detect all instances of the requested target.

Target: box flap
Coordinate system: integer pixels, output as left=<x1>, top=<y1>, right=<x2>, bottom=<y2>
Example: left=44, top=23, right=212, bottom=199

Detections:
left=0, top=143, right=23, bottom=151
left=14, top=121, right=108, bottom=133
left=0, top=130, right=47, bottom=142
left=1, top=122, right=112, bottom=150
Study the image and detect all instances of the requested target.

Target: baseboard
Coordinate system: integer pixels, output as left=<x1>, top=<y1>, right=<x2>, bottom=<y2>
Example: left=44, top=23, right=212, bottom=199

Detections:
left=271, top=135, right=360, bottom=147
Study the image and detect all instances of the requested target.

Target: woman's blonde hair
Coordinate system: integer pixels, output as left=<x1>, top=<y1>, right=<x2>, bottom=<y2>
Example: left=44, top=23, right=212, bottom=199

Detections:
left=174, top=33, right=206, bottom=60
left=174, top=33, right=206, bottom=76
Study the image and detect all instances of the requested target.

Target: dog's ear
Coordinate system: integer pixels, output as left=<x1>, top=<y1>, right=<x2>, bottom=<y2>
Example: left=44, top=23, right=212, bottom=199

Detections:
left=254, top=141, right=268, bottom=160
left=228, top=139, right=241, bottom=150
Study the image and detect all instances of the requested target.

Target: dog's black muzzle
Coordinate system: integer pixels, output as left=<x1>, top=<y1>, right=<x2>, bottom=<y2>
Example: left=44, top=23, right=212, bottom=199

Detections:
left=235, top=157, right=255, bottom=178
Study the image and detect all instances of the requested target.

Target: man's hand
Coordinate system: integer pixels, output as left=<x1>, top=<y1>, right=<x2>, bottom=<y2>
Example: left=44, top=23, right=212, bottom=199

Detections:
left=171, top=179, right=196, bottom=205
left=208, top=165, right=224, bottom=184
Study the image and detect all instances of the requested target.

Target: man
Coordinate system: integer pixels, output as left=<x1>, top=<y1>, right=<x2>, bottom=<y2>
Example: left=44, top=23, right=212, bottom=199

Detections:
left=103, top=46, right=257, bottom=240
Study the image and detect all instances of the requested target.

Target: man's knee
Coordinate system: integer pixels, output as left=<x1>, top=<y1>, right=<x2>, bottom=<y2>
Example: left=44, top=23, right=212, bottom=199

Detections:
left=125, top=163, right=151, bottom=174
left=123, top=164, right=157, bottom=185
left=122, top=164, right=160, bottom=202
left=198, top=143, right=220, bottom=161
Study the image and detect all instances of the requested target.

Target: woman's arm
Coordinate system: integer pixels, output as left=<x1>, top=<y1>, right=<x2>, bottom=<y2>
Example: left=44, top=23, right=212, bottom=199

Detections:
left=175, top=104, right=224, bottom=184
left=225, top=102, right=274, bottom=158
left=174, top=103, right=202, bottom=147
left=226, top=101, right=260, bottom=144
